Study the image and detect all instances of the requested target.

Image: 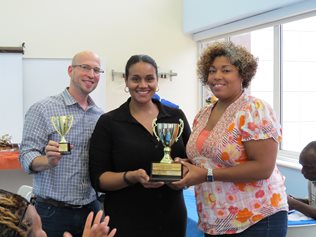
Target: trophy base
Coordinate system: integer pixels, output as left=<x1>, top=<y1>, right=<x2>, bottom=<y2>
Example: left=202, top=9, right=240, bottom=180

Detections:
left=150, top=162, right=183, bottom=182
left=59, top=142, right=71, bottom=155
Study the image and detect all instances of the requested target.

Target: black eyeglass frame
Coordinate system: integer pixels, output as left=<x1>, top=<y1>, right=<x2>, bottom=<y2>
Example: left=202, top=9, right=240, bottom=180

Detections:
left=72, top=64, right=104, bottom=74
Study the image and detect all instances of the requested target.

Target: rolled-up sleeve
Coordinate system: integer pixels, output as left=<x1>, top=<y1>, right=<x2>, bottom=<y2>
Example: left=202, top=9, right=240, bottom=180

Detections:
left=19, top=103, right=49, bottom=173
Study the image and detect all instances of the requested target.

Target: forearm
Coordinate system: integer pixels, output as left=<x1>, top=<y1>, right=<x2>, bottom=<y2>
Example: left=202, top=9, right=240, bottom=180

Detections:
left=99, top=171, right=131, bottom=191
left=290, top=198, right=316, bottom=219
left=30, top=156, right=51, bottom=172
left=214, top=160, right=274, bottom=183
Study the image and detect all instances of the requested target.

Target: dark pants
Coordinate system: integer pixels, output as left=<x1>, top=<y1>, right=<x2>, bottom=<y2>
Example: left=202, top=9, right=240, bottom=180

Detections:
left=204, top=211, right=288, bottom=237
left=35, top=199, right=101, bottom=237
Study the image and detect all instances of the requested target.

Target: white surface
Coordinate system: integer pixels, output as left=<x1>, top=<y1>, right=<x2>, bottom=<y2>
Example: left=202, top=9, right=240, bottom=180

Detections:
left=0, top=53, right=23, bottom=143
left=17, top=184, right=33, bottom=201
left=287, top=211, right=316, bottom=237
left=183, top=0, right=304, bottom=34
left=287, top=224, right=316, bottom=237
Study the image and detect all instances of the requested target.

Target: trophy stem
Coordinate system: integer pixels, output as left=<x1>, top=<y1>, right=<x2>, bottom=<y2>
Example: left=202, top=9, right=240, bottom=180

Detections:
left=160, top=147, right=173, bottom=164
left=60, top=136, right=67, bottom=143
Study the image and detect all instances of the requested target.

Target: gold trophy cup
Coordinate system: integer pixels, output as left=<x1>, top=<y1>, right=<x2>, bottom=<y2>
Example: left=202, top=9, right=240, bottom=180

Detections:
left=51, top=115, right=73, bottom=155
left=151, top=118, right=184, bottom=182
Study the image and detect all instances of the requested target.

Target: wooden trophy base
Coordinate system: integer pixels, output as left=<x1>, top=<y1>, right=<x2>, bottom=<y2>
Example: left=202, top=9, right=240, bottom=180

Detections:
left=150, top=162, right=183, bottom=182
left=59, top=142, right=71, bottom=155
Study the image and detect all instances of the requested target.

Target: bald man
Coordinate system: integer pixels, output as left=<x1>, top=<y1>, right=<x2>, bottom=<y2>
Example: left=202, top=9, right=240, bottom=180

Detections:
left=19, top=51, right=104, bottom=237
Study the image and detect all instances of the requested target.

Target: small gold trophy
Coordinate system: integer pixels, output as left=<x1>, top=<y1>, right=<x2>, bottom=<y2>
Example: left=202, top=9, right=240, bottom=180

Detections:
left=51, top=115, right=73, bottom=155
left=151, top=118, right=184, bottom=182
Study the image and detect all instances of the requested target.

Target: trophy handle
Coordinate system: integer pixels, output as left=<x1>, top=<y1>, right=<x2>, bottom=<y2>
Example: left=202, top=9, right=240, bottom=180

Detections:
left=63, top=116, right=73, bottom=137
left=152, top=118, right=160, bottom=141
left=51, top=117, right=63, bottom=137
left=174, top=119, right=184, bottom=142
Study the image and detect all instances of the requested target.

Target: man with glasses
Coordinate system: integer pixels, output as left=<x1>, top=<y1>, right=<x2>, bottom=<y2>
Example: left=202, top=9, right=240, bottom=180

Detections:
left=19, top=51, right=104, bottom=237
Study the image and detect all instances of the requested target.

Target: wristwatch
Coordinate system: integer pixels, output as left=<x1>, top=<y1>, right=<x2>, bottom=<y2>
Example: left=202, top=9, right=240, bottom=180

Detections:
left=206, top=168, right=214, bottom=182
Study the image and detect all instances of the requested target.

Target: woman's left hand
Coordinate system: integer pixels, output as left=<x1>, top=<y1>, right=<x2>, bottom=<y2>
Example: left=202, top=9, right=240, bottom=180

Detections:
left=171, top=160, right=207, bottom=189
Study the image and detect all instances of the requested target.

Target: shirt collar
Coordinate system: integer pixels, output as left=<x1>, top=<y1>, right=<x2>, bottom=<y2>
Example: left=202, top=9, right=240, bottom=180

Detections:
left=61, top=87, right=96, bottom=108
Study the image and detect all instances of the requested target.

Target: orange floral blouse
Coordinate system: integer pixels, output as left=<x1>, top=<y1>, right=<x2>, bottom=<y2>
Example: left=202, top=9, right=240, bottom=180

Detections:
left=186, top=93, right=288, bottom=235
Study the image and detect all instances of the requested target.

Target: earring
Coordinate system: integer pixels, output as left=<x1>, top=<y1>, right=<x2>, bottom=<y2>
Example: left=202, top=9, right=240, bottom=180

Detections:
left=156, top=86, right=159, bottom=92
left=124, top=86, right=129, bottom=93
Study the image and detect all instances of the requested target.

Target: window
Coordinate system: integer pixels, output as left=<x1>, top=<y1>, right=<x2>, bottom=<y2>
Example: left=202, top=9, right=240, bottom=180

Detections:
left=198, top=14, right=316, bottom=161
left=282, top=16, right=316, bottom=152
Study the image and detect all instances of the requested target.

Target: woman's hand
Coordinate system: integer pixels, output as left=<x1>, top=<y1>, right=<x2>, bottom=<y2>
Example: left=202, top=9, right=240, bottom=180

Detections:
left=142, top=181, right=165, bottom=189
left=63, top=210, right=117, bottom=237
left=171, top=160, right=207, bottom=189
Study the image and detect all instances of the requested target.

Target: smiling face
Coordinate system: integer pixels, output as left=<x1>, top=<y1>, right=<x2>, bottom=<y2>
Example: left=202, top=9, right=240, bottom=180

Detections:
left=68, top=51, right=101, bottom=98
left=207, top=56, right=243, bottom=104
left=125, top=61, right=158, bottom=105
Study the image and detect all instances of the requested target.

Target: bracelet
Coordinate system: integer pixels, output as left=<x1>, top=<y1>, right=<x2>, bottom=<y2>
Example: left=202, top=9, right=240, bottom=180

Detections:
left=123, top=171, right=133, bottom=186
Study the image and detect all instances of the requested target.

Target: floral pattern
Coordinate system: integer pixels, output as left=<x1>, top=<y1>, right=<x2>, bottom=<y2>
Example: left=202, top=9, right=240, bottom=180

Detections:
left=186, top=93, right=288, bottom=235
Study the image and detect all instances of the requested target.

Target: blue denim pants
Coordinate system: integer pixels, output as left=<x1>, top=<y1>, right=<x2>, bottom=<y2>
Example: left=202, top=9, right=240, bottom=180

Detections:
left=204, top=211, right=288, bottom=237
left=35, top=199, right=101, bottom=237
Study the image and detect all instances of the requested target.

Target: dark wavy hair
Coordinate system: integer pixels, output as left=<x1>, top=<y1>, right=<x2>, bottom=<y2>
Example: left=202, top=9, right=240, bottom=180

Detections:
left=197, top=41, right=258, bottom=88
left=125, top=54, right=158, bottom=79
left=0, top=189, right=31, bottom=237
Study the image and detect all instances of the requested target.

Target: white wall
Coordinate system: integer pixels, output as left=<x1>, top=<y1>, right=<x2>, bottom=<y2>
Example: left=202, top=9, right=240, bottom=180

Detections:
left=1, top=0, right=198, bottom=125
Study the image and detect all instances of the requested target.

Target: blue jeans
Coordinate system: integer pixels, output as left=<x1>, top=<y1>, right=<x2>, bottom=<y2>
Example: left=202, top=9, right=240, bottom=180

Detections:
left=204, top=211, right=288, bottom=237
left=35, top=199, right=101, bottom=237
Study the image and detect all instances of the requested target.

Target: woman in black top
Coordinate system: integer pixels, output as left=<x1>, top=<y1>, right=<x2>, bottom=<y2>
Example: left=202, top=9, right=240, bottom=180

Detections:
left=89, top=55, right=191, bottom=237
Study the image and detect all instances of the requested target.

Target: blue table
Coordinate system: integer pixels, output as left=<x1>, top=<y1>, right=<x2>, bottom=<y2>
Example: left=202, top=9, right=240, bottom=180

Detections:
left=287, top=210, right=316, bottom=237
left=184, top=188, right=203, bottom=237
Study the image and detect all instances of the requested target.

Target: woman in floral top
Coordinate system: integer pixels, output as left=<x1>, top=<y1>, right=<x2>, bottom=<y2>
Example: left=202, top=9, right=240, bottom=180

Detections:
left=174, top=41, right=288, bottom=236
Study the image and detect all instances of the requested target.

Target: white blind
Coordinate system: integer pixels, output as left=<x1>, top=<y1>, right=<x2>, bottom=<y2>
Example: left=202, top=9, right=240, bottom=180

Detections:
left=191, top=0, right=316, bottom=41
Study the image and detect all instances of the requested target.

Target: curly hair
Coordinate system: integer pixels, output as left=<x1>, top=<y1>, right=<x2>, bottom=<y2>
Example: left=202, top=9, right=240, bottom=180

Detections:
left=0, top=189, right=31, bottom=237
left=197, top=41, right=258, bottom=88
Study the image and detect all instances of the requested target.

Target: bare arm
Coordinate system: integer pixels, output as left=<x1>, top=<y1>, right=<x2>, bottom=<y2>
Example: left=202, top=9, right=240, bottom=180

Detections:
left=173, top=138, right=278, bottom=188
left=288, top=195, right=316, bottom=219
left=214, top=138, right=278, bottom=182
left=30, top=140, right=62, bottom=172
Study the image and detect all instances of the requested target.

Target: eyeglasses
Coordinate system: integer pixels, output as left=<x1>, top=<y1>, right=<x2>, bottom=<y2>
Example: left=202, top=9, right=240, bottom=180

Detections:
left=72, top=64, right=104, bottom=75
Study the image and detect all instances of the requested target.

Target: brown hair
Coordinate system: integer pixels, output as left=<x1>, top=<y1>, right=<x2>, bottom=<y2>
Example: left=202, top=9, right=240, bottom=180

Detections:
left=0, top=189, right=31, bottom=237
left=197, top=41, right=258, bottom=88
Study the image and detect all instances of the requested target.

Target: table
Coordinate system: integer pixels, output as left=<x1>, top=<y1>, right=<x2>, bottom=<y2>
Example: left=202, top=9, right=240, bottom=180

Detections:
left=0, top=151, right=21, bottom=170
left=184, top=188, right=204, bottom=237
left=287, top=210, right=316, bottom=237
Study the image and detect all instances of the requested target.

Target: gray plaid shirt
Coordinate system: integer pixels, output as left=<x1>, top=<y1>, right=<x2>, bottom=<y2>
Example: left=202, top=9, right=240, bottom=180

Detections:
left=309, top=181, right=316, bottom=207
left=19, top=88, right=103, bottom=205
